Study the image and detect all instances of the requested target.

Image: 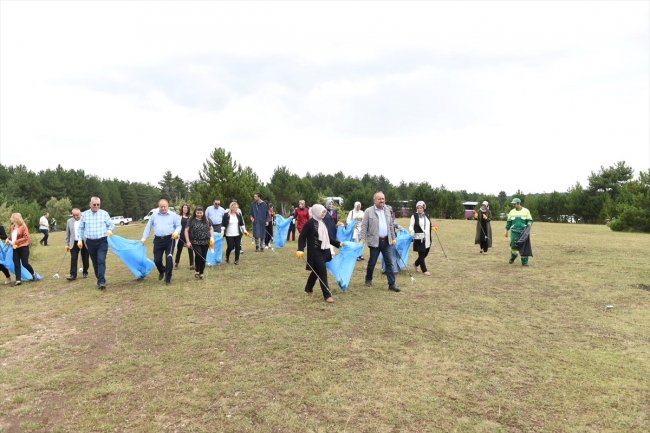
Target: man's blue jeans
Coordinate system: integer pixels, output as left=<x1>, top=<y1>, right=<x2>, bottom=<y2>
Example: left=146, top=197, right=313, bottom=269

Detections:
left=85, top=238, right=108, bottom=286
left=365, top=238, right=396, bottom=287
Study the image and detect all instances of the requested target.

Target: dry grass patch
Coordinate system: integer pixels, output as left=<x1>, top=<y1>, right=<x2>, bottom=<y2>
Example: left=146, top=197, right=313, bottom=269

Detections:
left=1, top=221, right=649, bottom=432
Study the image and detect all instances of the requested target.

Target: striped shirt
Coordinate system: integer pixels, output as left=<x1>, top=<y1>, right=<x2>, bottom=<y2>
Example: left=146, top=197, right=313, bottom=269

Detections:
left=78, top=209, right=114, bottom=240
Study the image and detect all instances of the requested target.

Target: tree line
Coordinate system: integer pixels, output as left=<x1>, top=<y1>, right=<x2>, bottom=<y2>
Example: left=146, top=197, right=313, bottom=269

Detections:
left=1, top=151, right=648, bottom=233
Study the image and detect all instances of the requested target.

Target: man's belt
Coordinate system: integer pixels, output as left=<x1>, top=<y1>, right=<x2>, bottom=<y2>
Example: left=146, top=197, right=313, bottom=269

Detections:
left=155, top=234, right=172, bottom=239
left=86, top=237, right=107, bottom=242
left=378, top=236, right=388, bottom=241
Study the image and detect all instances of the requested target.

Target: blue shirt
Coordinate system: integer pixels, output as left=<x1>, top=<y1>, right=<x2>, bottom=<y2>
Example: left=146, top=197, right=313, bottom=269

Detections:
left=374, top=206, right=388, bottom=238
left=205, top=205, right=225, bottom=226
left=142, top=211, right=181, bottom=239
left=78, top=209, right=115, bottom=240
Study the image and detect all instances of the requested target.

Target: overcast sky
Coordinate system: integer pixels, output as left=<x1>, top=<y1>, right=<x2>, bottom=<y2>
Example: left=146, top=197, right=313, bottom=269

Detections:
left=1, top=1, right=648, bottom=195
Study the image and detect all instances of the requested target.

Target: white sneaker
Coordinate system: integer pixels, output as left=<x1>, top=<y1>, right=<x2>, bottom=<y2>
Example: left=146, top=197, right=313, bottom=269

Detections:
left=265, top=246, right=269, bottom=249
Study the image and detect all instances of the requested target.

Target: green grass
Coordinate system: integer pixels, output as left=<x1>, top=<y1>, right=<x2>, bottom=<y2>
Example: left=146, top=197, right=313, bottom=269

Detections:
left=1, top=220, right=649, bottom=432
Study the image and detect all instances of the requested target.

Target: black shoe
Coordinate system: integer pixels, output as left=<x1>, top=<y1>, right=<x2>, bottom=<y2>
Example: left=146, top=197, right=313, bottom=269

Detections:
left=389, top=285, right=401, bottom=292
left=66, top=276, right=77, bottom=281
left=508, top=258, right=515, bottom=264
left=225, top=258, right=230, bottom=264
left=12, top=281, right=22, bottom=287
left=158, top=273, right=164, bottom=281
left=166, top=282, right=171, bottom=286
left=522, top=263, right=529, bottom=267
left=365, top=280, right=372, bottom=287
left=82, top=273, right=88, bottom=278
left=97, top=284, right=106, bottom=290
left=234, top=261, right=239, bottom=265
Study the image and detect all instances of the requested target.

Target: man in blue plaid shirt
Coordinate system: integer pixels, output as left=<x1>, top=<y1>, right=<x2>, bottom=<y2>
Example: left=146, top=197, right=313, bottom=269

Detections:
left=78, top=196, right=114, bottom=290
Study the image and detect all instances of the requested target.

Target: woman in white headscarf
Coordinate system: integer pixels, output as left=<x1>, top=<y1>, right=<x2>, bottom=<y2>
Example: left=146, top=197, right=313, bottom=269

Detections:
left=296, top=204, right=342, bottom=303
left=474, top=201, right=492, bottom=254
left=409, top=201, right=433, bottom=276
left=346, top=201, right=365, bottom=261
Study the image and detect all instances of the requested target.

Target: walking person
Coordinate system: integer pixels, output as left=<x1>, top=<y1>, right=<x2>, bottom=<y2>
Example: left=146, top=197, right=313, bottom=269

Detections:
left=221, top=202, right=248, bottom=264
left=206, top=199, right=225, bottom=234
left=184, top=206, right=214, bottom=280
left=0, top=223, right=11, bottom=285
left=346, top=201, right=365, bottom=261
left=265, top=203, right=276, bottom=248
left=5, top=213, right=37, bottom=287
left=359, top=191, right=401, bottom=292
left=175, top=203, right=194, bottom=270
left=296, top=204, right=342, bottom=303
left=39, top=212, right=50, bottom=246
left=249, top=192, right=270, bottom=252
left=293, top=200, right=310, bottom=234
left=505, top=198, right=534, bottom=266
left=77, top=196, right=114, bottom=290
left=65, top=208, right=89, bottom=280
left=141, top=199, right=181, bottom=286
left=323, top=199, right=339, bottom=240
left=475, top=201, right=493, bottom=254
left=286, top=205, right=296, bottom=242
left=409, top=201, right=433, bottom=276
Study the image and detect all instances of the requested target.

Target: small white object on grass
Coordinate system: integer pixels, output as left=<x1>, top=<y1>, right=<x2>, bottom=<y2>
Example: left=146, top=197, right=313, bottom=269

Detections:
left=605, top=305, right=614, bottom=310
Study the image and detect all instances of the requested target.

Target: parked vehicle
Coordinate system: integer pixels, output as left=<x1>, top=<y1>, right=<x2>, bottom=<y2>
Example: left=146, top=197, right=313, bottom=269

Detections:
left=111, top=216, right=132, bottom=226
left=462, top=202, right=478, bottom=219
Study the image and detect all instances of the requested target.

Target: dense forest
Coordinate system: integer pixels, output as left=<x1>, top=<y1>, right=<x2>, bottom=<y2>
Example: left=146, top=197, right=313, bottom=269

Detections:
left=1, top=150, right=648, bottom=233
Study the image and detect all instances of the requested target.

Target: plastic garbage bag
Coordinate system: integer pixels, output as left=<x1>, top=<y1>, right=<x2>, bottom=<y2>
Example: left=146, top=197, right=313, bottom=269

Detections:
left=274, top=215, right=292, bottom=249
left=206, top=233, right=223, bottom=266
left=325, top=241, right=364, bottom=291
left=0, top=244, right=43, bottom=281
left=107, top=235, right=155, bottom=279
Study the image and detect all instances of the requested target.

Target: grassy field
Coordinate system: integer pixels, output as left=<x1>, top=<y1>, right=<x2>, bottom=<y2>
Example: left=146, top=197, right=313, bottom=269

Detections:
left=1, top=220, right=649, bottom=433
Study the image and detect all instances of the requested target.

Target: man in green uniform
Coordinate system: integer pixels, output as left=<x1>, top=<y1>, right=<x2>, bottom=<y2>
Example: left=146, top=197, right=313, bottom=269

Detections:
left=505, top=198, right=533, bottom=266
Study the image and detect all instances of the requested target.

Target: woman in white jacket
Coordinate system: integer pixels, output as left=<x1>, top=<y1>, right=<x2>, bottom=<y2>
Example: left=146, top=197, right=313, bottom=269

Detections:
left=408, top=201, right=433, bottom=276
left=346, top=201, right=365, bottom=261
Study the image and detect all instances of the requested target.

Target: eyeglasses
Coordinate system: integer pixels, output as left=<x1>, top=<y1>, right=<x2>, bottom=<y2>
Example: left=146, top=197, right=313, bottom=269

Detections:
left=91, top=204, right=100, bottom=207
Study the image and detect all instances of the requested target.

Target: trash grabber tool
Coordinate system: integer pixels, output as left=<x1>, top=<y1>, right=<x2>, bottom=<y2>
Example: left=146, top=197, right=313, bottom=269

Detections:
left=53, top=249, right=69, bottom=278
left=393, top=246, right=416, bottom=284
left=432, top=227, right=449, bottom=262
left=264, top=227, right=278, bottom=253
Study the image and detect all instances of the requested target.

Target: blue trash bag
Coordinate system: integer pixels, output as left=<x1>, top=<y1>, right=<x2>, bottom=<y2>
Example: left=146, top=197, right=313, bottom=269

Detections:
left=325, top=241, right=364, bottom=291
left=107, top=235, right=155, bottom=279
left=380, top=228, right=414, bottom=273
left=274, top=215, right=292, bottom=249
left=206, top=233, right=223, bottom=266
left=0, top=244, right=43, bottom=281
left=336, top=219, right=358, bottom=242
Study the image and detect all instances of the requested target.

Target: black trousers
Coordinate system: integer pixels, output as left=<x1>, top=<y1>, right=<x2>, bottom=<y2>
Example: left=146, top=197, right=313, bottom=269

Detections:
left=0, top=264, right=9, bottom=278
left=414, top=248, right=430, bottom=273
left=480, top=238, right=489, bottom=252
left=153, top=236, right=174, bottom=283
left=39, top=229, right=49, bottom=245
left=193, top=244, right=208, bottom=274
left=265, top=225, right=274, bottom=246
left=13, top=246, right=35, bottom=282
left=305, top=250, right=332, bottom=300
left=70, top=241, right=89, bottom=277
left=175, top=239, right=194, bottom=266
left=287, top=224, right=296, bottom=241
left=225, top=236, right=242, bottom=262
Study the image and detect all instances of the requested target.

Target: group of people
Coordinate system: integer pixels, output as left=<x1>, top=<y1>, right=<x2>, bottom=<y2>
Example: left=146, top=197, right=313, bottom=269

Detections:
left=1, top=192, right=533, bottom=297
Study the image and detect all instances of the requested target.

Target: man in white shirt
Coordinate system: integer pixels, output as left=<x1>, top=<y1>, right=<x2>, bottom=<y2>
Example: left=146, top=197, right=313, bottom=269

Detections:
left=65, top=208, right=89, bottom=280
left=39, top=212, right=50, bottom=246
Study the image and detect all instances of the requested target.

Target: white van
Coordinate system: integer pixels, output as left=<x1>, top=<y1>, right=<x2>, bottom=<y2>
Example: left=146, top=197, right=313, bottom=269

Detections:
left=143, top=207, right=176, bottom=221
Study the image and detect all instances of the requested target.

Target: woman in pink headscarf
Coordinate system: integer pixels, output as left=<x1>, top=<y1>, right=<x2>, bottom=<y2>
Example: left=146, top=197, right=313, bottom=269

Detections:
left=295, top=204, right=342, bottom=303
left=408, top=201, right=433, bottom=276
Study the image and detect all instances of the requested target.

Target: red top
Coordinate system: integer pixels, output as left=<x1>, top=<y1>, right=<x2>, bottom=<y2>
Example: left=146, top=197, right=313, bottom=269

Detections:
left=293, top=207, right=310, bottom=232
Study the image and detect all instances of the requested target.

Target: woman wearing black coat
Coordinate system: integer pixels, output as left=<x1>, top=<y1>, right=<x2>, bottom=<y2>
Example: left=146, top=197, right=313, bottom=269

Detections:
left=175, top=204, right=194, bottom=270
left=296, top=204, right=342, bottom=303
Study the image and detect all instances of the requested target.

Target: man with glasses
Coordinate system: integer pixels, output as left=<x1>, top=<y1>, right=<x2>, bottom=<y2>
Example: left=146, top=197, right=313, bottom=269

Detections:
left=78, top=197, right=114, bottom=290
left=141, top=199, right=181, bottom=286
left=65, top=208, right=89, bottom=280
left=206, top=198, right=225, bottom=234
